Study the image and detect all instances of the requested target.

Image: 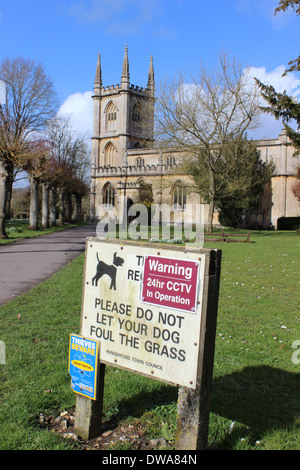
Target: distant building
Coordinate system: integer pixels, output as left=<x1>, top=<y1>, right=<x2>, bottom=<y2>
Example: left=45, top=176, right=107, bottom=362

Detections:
left=90, top=47, right=300, bottom=230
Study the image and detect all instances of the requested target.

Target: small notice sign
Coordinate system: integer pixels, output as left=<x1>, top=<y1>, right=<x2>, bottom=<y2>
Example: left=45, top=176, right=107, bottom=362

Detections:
left=69, top=334, right=99, bottom=400
left=141, top=255, right=199, bottom=313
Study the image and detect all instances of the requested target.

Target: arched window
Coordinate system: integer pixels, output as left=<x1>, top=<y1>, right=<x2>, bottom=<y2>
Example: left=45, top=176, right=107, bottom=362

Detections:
left=172, top=183, right=186, bottom=209
left=104, top=142, right=116, bottom=167
left=106, top=102, right=117, bottom=131
left=136, top=157, right=145, bottom=167
left=167, top=156, right=176, bottom=166
left=103, top=183, right=115, bottom=206
left=132, top=104, right=140, bottom=123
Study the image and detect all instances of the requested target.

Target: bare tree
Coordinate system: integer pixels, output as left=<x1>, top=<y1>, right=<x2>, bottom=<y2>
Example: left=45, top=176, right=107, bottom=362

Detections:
left=45, top=115, right=89, bottom=223
left=24, top=139, right=51, bottom=230
left=46, top=115, right=89, bottom=178
left=154, top=52, right=262, bottom=231
left=0, top=57, right=58, bottom=237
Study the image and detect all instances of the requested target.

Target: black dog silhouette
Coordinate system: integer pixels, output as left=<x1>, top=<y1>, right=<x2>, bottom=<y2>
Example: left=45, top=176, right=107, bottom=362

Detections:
left=92, top=252, right=124, bottom=290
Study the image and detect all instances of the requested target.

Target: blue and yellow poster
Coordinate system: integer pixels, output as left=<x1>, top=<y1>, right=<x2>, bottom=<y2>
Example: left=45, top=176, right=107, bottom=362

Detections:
left=69, top=334, right=99, bottom=400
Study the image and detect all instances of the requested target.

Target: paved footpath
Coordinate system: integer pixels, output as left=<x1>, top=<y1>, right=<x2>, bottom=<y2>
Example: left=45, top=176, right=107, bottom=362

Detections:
left=0, top=224, right=97, bottom=306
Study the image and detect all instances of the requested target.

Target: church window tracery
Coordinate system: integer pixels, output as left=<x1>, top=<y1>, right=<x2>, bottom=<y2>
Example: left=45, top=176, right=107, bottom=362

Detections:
left=132, top=104, right=140, bottom=123
left=106, top=102, right=117, bottom=131
left=172, top=183, right=187, bottom=209
left=103, top=182, right=115, bottom=207
left=104, top=142, right=116, bottom=167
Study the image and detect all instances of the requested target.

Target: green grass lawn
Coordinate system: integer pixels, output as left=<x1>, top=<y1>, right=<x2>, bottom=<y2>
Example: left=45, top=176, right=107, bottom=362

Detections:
left=0, top=230, right=299, bottom=450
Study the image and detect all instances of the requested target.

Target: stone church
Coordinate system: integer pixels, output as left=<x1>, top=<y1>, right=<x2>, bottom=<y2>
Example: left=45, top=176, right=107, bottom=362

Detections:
left=90, top=46, right=300, bottom=230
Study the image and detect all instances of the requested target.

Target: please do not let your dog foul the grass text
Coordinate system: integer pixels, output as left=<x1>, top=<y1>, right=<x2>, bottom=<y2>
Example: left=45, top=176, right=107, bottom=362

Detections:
left=80, top=240, right=207, bottom=389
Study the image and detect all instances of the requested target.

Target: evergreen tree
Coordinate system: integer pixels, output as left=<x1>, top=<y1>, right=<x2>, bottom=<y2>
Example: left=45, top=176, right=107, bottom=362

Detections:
left=216, top=138, right=274, bottom=227
left=255, top=81, right=300, bottom=155
left=256, top=1, right=300, bottom=155
left=189, top=137, right=274, bottom=228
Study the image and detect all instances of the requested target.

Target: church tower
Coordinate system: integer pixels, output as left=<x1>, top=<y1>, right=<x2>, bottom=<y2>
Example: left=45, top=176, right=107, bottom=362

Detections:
left=90, top=46, right=155, bottom=220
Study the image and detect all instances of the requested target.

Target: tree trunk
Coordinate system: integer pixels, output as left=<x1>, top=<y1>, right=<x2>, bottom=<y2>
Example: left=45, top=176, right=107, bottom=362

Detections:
left=0, top=161, right=9, bottom=239
left=207, top=199, right=215, bottom=233
left=49, top=187, right=57, bottom=227
left=41, top=183, right=49, bottom=229
left=29, top=177, right=39, bottom=230
left=58, top=190, right=65, bottom=225
left=207, top=167, right=215, bottom=233
left=65, top=191, right=72, bottom=223
left=5, top=174, right=13, bottom=220
left=73, top=195, right=82, bottom=223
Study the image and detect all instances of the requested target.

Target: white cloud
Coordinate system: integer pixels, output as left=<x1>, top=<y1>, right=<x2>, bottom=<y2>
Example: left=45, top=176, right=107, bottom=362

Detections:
left=58, top=90, right=93, bottom=139
left=64, top=0, right=164, bottom=35
left=248, top=65, right=300, bottom=96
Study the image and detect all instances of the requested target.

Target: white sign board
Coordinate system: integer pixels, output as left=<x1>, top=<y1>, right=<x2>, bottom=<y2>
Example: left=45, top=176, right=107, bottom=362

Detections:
left=80, top=239, right=206, bottom=389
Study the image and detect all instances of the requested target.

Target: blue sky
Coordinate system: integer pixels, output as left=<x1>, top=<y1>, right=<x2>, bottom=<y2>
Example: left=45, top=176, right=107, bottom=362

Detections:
left=0, top=0, right=300, bottom=141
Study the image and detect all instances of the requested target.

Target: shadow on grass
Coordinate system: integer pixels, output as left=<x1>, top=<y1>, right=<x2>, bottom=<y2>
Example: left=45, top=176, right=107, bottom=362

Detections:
left=102, top=365, right=299, bottom=448
left=104, top=381, right=178, bottom=423
left=211, top=365, right=300, bottom=447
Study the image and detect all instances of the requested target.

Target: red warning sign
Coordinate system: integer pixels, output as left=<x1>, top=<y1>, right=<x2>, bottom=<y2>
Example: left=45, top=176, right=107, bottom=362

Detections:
left=141, top=255, right=200, bottom=313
